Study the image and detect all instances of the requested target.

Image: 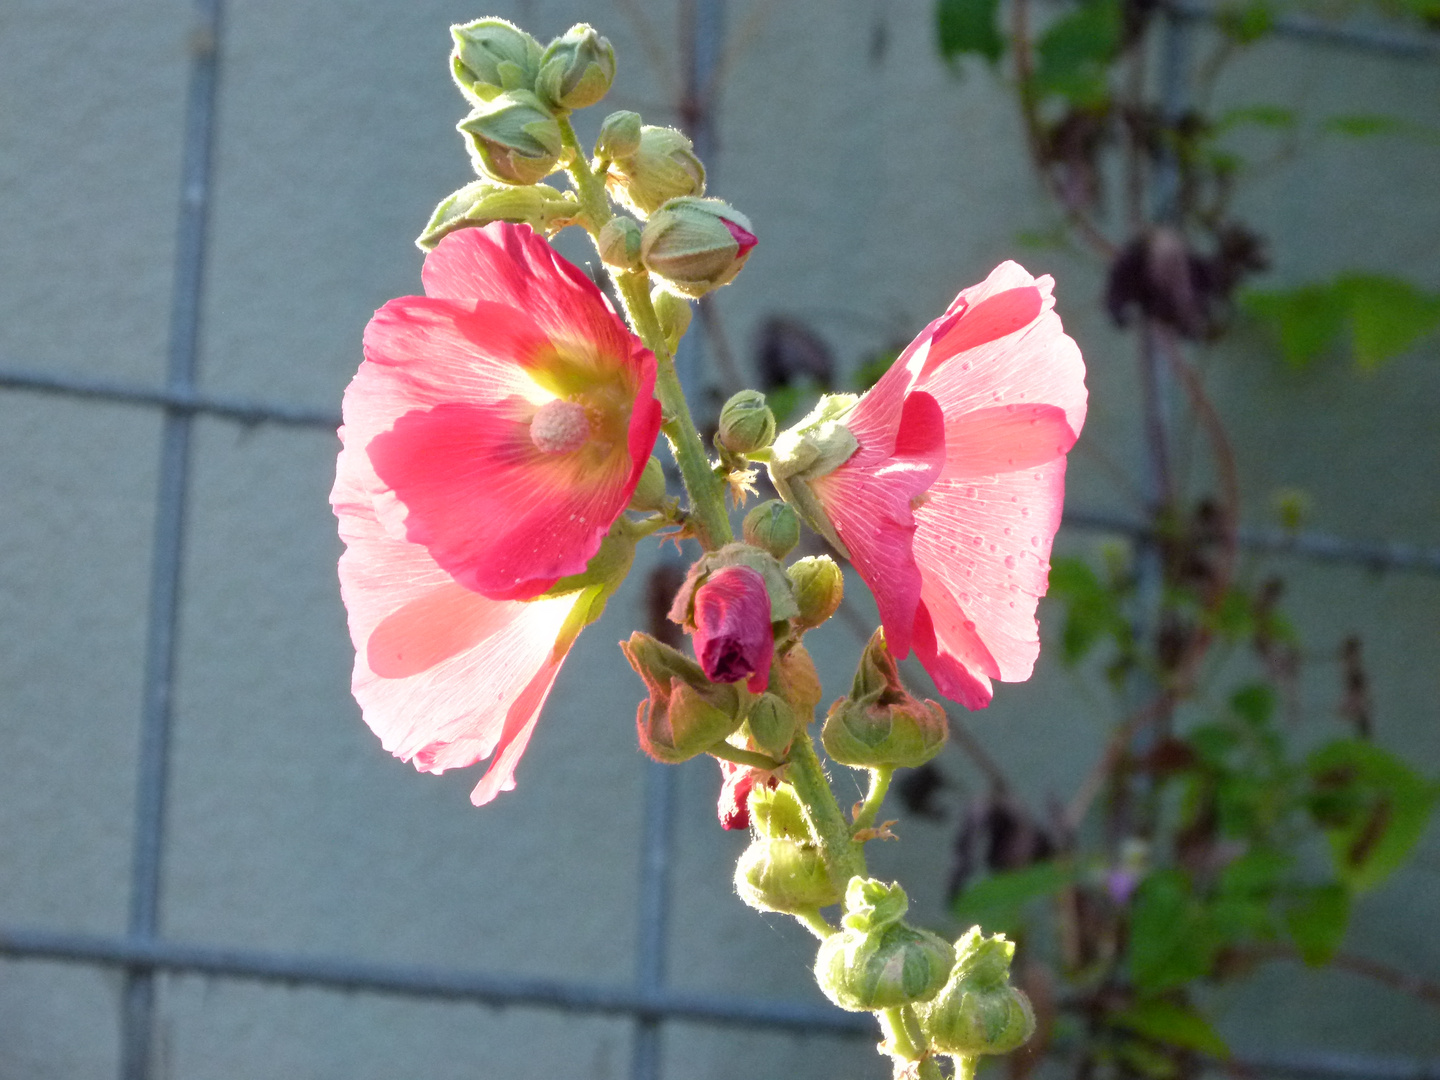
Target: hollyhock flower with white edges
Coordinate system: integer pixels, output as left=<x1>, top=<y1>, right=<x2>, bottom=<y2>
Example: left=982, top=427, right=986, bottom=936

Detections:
left=332, top=222, right=662, bottom=804
left=774, top=262, right=1087, bottom=709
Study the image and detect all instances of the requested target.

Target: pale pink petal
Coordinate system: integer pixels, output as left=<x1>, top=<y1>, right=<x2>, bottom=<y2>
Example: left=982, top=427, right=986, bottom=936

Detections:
left=811, top=391, right=945, bottom=658
left=921, top=286, right=1044, bottom=378
left=941, top=404, right=1078, bottom=478
left=921, top=271, right=1087, bottom=438
left=332, top=450, right=580, bottom=792
left=421, top=224, right=636, bottom=374
left=912, top=456, right=1068, bottom=683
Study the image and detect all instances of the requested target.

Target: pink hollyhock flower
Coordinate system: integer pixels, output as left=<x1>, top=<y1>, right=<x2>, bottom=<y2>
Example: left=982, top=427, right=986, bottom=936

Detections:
left=691, top=565, right=774, bottom=692
left=331, top=222, right=662, bottom=804
left=798, top=262, right=1087, bottom=709
left=345, top=222, right=662, bottom=601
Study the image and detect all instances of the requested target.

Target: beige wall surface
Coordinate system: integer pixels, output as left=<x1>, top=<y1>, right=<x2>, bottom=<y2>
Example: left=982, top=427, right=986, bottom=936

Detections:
left=0, top=1, right=1436, bottom=1077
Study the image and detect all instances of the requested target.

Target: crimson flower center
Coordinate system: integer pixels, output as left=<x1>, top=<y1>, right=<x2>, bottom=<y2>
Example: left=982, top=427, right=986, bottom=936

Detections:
left=530, top=399, right=591, bottom=454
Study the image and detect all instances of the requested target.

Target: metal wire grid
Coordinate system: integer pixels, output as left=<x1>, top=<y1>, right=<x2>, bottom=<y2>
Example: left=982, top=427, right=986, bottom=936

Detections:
left=0, top=2, right=1437, bottom=1079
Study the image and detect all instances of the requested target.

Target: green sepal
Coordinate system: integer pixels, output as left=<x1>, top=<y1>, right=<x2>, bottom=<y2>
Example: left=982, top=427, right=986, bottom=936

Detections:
left=767, top=393, right=860, bottom=556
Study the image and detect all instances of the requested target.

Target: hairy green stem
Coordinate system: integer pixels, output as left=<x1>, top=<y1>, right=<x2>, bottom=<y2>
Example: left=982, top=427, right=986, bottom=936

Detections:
left=794, top=908, right=836, bottom=940
left=785, top=730, right=866, bottom=889
left=852, top=766, right=894, bottom=833
left=879, top=1005, right=928, bottom=1062
left=614, top=272, right=733, bottom=550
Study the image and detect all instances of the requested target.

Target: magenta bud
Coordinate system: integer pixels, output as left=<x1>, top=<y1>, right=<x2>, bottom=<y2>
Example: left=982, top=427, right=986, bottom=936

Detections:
left=693, top=565, right=774, bottom=691
left=717, top=759, right=778, bottom=831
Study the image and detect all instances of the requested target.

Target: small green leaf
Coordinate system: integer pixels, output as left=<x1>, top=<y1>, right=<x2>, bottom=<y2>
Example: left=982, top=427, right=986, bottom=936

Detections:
left=1129, top=870, right=1218, bottom=992
left=936, top=0, right=1006, bottom=64
left=1335, top=274, right=1440, bottom=369
left=1034, top=0, right=1122, bottom=105
left=952, top=860, right=1072, bottom=932
left=1218, top=848, right=1292, bottom=896
left=1283, top=883, right=1350, bottom=965
left=1216, top=0, right=1274, bottom=42
left=1307, top=740, right=1439, bottom=892
left=1230, top=683, right=1276, bottom=727
left=1112, top=998, right=1230, bottom=1059
left=1218, top=104, right=1297, bottom=131
left=1241, top=284, right=1345, bottom=368
left=1047, top=556, right=1127, bottom=664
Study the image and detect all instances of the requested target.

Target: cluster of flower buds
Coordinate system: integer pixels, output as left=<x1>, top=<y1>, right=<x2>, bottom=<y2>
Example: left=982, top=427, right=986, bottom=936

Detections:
left=427, top=18, right=757, bottom=300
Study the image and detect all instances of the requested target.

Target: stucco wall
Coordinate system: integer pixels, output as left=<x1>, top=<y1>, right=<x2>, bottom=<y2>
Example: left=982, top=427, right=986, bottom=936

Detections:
left=0, top=1, right=1436, bottom=1077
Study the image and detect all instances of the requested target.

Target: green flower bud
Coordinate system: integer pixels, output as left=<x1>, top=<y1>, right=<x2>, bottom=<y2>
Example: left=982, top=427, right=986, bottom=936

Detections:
left=742, top=500, right=800, bottom=561
left=595, top=110, right=643, bottom=161
left=536, top=23, right=616, bottom=110
left=718, top=389, right=778, bottom=455
left=628, top=456, right=671, bottom=513
left=787, top=556, right=844, bottom=631
left=621, top=632, right=744, bottom=764
left=458, top=90, right=562, bottom=186
left=918, top=928, right=1036, bottom=1058
left=650, top=287, right=692, bottom=353
left=417, top=180, right=578, bottom=251
left=815, top=878, right=956, bottom=1012
left=768, top=394, right=862, bottom=556
left=746, top=692, right=798, bottom=758
left=771, top=644, right=823, bottom=717
left=823, top=630, right=947, bottom=769
left=605, top=126, right=706, bottom=217
left=736, top=836, right=841, bottom=914
left=598, top=216, right=644, bottom=272
left=450, top=18, right=544, bottom=104
left=641, top=198, right=757, bottom=298
left=750, top=781, right=810, bottom=840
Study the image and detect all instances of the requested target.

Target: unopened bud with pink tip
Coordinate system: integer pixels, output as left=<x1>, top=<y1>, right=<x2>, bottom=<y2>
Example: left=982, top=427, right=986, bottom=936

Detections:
left=641, top=197, right=757, bottom=297
left=692, top=565, right=774, bottom=692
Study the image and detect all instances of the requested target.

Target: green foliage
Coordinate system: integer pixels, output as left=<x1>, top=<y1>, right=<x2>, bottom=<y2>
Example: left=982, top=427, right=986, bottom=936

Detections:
left=1283, top=883, right=1350, bottom=965
left=1034, top=0, right=1122, bottom=105
left=952, top=860, right=1072, bottom=933
left=1047, top=555, right=1131, bottom=665
left=936, top=0, right=1006, bottom=65
left=1129, top=870, right=1219, bottom=992
left=1243, top=274, right=1440, bottom=369
left=1216, top=103, right=1297, bottom=132
left=1111, top=998, right=1230, bottom=1058
left=1306, top=739, right=1439, bottom=892
left=1215, top=0, right=1275, bottom=42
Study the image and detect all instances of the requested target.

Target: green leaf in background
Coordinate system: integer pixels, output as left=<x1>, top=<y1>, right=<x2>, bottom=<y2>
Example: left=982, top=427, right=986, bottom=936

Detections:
left=1322, top=114, right=1440, bottom=144
left=1047, top=556, right=1127, bottom=664
left=1129, top=870, right=1219, bottom=992
left=1217, top=103, right=1297, bottom=132
left=1283, top=883, right=1351, bottom=965
left=1307, top=739, right=1439, bottom=892
left=952, top=860, right=1072, bottom=933
left=1111, top=998, right=1230, bottom=1058
left=1339, top=274, right=1440, bottom=368
left=1241, top=283, right=1345, bottom=368
left=936, top=0, right=1006, bottom=65
left=1242, top=274, right=1440, bottom=369
left=1230, top=683, right=1276, bottom=727
left=1034, top=0, right=1122, bottom=105
left=1215, top=0, right=1275, bottom=42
